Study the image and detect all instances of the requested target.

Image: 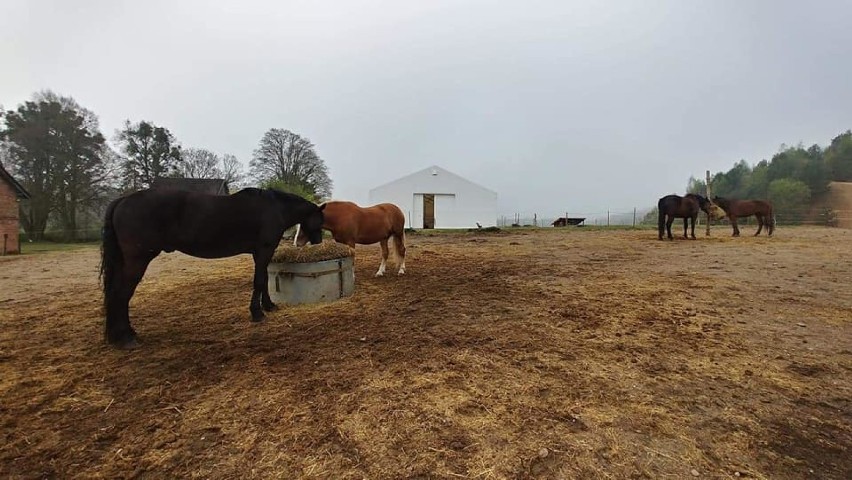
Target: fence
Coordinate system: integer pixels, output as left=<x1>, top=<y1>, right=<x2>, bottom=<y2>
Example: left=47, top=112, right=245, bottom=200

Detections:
left=498, top=208, right=655, bottom=228
left=496, top=208, right=852, bottom=228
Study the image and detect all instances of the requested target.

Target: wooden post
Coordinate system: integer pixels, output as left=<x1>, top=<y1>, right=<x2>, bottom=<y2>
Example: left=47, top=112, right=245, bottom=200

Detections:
left=705, top=170, right=712, bottom=236
left=633, top=208, right=636, bottom=227
left=607, top=210, right=610, bottom=226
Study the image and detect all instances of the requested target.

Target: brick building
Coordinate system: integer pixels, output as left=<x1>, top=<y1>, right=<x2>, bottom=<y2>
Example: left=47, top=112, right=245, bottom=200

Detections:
left=0, top=163, right=30, bottom=254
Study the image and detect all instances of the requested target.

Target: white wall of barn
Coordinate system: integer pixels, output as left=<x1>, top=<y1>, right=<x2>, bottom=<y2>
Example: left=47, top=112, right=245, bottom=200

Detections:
left=368, top=166, right=498, bottom=229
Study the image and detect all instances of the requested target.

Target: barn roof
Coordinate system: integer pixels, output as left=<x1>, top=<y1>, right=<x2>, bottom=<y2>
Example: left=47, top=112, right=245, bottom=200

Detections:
left=151, top=177, right=230, bottom=195
left=0, top=162, right=31, bottom=199
left=369, top=165, right=497, bottom=195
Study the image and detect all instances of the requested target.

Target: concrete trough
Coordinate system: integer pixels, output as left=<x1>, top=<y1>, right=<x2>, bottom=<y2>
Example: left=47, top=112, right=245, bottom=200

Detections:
left=267, top=257, right=355, bottom=305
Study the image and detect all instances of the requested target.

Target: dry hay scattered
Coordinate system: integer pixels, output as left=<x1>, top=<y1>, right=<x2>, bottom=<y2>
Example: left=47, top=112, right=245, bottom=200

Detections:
left=0, top=227, right=850, bottom=479
left=271, top=240, right=353, bottom=264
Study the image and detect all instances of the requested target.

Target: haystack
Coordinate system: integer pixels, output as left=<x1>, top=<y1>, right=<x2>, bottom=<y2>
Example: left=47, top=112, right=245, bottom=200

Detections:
left=271, top=241, right=353, bottom=264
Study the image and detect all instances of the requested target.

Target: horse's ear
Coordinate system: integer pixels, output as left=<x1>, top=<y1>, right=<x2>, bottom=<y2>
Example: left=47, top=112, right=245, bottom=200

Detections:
left=319, top=203, right=326, bottom=211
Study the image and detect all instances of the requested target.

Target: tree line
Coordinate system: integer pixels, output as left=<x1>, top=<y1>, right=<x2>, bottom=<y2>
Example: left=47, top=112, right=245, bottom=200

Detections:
left=685, top=131, right=852, bottom=223
left=0, top=90, right=332, bottom=241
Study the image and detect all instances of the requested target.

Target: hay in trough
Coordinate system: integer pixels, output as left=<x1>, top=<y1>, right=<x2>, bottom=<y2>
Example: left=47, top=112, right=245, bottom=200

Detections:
left=272, top=241, right=353, bottom=264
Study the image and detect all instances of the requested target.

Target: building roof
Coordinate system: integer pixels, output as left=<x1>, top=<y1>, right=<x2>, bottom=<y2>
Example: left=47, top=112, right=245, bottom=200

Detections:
left=369, top=165, right=497, bottom=195
left=151, top=177, right=230, bottom=195
left=0, top=162, right=31, bottom=199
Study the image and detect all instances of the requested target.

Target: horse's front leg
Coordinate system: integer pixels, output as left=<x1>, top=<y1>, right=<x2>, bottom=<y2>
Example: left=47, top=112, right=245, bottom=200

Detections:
left=250, top=250, right=274, bottom=321
left=682, top=218, right=689, bottom=239
left=729, top=215, right=740, bottom=236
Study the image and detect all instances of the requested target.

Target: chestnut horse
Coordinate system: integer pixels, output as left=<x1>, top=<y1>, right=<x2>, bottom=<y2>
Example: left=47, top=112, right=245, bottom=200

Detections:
left=295, top=200, right=407, bottom=276
left=713, top=196, right=775, bottom=237
left=658, top=193, right=714, bottom=240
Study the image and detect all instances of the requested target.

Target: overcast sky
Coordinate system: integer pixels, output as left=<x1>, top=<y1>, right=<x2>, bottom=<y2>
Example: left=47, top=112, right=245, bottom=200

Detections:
left=2, top=0, right=851, bottom=216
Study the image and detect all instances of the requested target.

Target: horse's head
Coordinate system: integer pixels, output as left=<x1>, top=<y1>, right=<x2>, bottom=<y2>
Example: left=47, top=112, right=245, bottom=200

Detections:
left=694, top=195, right=713, bottom=214
left=712, top=196, right=728, bottom=208
left=706, top=196, right=727, bottom=219
left=295, top=203, right=326, bottom=246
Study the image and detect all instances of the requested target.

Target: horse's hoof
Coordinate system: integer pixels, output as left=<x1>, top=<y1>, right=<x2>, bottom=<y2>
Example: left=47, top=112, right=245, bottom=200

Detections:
left=375, top=271, right=385, bottom=277
left=251, top=312, right=266, bottom=323
left=398, top=270, right=405, bottom=275
left=114, top=337, right=140, bottom=350
left=262, top=303, right=278, bottom=312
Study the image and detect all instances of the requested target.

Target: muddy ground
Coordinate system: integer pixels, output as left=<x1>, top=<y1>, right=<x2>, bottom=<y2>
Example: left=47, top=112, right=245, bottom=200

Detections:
left=0, top=226, right=850, bottom=479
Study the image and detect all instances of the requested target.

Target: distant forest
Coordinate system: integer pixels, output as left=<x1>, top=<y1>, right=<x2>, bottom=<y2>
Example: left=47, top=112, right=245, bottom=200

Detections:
left=686, top=130, right=852, bottom=223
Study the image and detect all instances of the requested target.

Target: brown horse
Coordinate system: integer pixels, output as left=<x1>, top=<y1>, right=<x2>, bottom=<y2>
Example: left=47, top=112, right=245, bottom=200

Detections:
left=713, top=196, right=775, bottom=237
left=296, top=200, right=407, bottom=276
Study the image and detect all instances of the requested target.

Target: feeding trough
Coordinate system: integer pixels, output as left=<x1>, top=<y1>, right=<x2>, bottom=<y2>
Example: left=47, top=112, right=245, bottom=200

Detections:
left=267, top=242, right=355, bottom=305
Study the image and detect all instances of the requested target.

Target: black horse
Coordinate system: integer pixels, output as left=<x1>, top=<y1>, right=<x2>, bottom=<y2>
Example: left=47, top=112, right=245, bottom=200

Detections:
left=100, top=187, right=325, bottom=349
left=658, top=193, right=713, bottom=240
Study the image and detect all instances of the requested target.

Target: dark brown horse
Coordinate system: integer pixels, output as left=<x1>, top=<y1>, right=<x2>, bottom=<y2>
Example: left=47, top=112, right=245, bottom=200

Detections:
left=100, top=187, right=326, bottom=349
left=296, top=200, right=406, bottom=276
left=658, top=193, right=715, bottom=240
left=713, top=196, right=775, bottom=236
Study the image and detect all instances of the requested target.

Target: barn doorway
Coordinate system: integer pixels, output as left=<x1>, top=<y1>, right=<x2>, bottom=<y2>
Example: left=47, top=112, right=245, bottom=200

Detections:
left=423, top=194, right=435, bottom=229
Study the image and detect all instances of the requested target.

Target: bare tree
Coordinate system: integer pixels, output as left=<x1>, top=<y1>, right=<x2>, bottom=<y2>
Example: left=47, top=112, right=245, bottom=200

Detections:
left=221, top=153, right=246, bottom=188
left=173, top=148, right=246, bottom=190
left=249, top=128, right=332, bottom=199
left=175, top=147, right=221, bottom=179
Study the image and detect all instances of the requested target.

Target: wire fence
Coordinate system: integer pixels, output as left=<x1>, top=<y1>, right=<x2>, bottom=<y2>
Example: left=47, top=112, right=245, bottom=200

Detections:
left=8, top=208, right=851, bottom=247
left=496, top=208, right=852, bottom=228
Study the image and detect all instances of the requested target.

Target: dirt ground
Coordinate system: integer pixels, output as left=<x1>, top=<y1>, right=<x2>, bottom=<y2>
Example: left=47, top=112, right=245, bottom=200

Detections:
left=1, top=226, right=850, bottom=479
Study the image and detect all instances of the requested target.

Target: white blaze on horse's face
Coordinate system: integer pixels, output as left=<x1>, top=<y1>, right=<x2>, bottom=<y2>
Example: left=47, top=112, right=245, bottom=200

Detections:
left=294, top=224, right=309, bottom=247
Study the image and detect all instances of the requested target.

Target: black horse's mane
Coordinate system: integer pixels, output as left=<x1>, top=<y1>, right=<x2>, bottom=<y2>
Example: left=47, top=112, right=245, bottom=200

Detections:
left=234, top=187, right=315, bottom=205
left=267, top=188, right=312, bottom=204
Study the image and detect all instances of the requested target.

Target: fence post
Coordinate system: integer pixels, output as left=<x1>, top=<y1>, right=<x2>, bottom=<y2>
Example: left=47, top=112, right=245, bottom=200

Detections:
left=705, top=170, right=712, bottom=236
left=607, top=210, right=610, bottom=227
left=633, top=208, right=636, bottom=227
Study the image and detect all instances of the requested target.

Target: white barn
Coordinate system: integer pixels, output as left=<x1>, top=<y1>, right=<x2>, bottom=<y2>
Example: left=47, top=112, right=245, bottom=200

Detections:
left=368, top=165, right=498, bottom=229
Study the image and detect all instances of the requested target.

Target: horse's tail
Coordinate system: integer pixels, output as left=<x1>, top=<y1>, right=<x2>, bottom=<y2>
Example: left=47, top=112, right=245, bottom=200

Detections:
left=100, top=196, right=124, bottom=340
left=389, top=205, right=407, bottom=271
left=391, top=229, right=405, bottom=257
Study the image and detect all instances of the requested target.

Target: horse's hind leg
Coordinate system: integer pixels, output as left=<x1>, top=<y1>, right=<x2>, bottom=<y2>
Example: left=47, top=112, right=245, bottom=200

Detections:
left=376, top=239, right=389, bottom=277
left=106, top=254, right=154, bottom=349
left=393, top=234, right=406, bottom=275
left=754, top=215, right=764, bottom=236
left=666, top=216, right=675, bottom=240
left=690, top=216, right=697, bottom=239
